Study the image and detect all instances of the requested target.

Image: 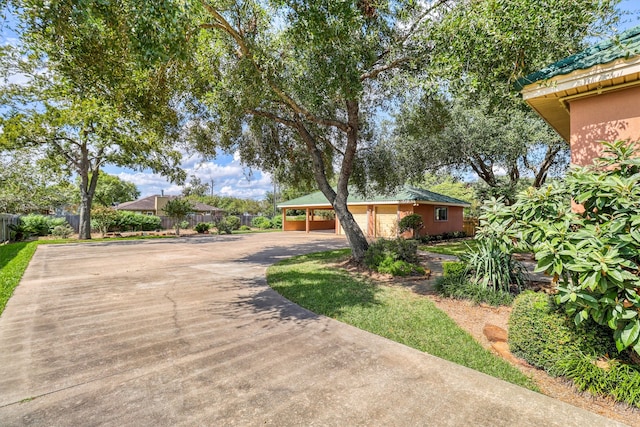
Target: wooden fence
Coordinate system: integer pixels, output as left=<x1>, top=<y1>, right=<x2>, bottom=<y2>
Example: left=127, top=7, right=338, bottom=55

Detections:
left=0, top=214, right=20, bottom=242
left=463, top=218, right=478, bottom=237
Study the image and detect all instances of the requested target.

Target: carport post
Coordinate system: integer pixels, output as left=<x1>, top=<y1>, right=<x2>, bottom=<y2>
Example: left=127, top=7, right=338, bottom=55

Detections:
left=305, top=208, right=310, bottom=233
left=281, top=208, right=286, bottom=231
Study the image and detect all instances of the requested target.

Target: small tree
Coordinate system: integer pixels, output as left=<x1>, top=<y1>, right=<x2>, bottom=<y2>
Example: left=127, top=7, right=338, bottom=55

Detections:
left=398, top=214, right=424, bottom=240
left=91, top=206, right=119, bottom=237
left=163, top=198, right=193, bottom=236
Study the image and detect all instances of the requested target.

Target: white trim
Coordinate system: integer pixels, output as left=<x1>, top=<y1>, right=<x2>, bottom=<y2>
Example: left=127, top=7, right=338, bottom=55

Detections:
left=277, top=200, right=470, bottom=209
left=521, top=56, right=640, bottom=100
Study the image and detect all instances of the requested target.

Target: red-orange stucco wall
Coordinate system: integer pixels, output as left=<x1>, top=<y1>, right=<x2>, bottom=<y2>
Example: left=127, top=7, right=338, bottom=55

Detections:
left=412, top=205, right=464, bottom=236
left=569, top=86, right=640, bottom=166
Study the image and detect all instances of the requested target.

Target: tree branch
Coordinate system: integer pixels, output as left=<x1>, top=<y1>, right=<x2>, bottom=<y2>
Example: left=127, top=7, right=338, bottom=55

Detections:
left=201, top=1, right=349, bottom=132
left=360, top=57, right=409, bottom=81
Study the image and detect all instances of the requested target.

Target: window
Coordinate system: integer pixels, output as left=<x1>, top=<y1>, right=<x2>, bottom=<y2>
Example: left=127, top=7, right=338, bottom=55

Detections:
left=435, top=207, right=448, bottom=221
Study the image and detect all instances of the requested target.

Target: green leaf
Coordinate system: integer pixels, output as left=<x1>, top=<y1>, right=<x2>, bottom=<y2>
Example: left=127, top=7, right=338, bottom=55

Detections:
left=620, top=320, right=640, bottom=348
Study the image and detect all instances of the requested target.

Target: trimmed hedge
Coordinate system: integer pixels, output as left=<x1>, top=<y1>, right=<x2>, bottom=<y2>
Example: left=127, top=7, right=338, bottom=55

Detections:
left=508, top=291, right=618, bottom=370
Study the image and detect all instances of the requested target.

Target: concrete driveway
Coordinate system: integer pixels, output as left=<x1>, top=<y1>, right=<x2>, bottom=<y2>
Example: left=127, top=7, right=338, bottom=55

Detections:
left=0, top=233, right=623, bottom=426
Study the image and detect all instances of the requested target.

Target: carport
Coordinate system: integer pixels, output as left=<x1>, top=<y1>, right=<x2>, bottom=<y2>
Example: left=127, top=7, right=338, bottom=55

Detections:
left=277, top=186, right=470, bottom=238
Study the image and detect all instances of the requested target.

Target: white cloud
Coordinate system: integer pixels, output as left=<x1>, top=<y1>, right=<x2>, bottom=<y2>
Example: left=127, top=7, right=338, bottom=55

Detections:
left=110, top=153, right=275, bottom=200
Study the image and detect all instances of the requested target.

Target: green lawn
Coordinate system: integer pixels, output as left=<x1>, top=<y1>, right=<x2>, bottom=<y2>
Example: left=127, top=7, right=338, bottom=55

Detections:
left=420, top=239, right=478, bottom=256
left=267, top=249, right=537, bottom=391
left=0, top=241, right=38, bottom=315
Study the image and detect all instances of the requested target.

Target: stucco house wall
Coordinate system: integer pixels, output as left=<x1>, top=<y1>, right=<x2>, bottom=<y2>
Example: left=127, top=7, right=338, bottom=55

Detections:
left=413, top=204, right=465, bottom=236
left=518, top=26, right=640, bottom=170
left=569, top=85, right=640, bottom=166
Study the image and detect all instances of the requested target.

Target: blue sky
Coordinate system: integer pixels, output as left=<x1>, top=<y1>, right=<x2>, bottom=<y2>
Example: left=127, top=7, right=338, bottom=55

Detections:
left=3, top=2, right=640, bottom=200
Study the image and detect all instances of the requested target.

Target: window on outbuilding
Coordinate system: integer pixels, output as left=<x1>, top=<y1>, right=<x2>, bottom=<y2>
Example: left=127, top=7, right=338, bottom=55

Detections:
left=435, top=207, right=448, bottom=221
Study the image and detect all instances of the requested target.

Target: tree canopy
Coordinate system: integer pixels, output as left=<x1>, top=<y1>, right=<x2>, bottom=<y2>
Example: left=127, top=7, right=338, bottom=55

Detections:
left=0, top=148, right=75, bottom=214
left=390, top=0, right=619, bottom=200
left=82, top=172, right=140, bottom=208
left=1, top=1, right=189, bottom=238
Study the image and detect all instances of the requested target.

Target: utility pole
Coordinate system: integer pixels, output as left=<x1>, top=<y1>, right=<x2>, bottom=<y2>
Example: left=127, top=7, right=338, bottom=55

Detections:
left=273, top=179, right=277, bottom=217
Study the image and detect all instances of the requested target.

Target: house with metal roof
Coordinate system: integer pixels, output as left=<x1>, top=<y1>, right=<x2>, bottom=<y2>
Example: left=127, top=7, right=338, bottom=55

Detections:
left=277, top=186, right=470, bottom=238
left=517, top=25, right=640, bottom=167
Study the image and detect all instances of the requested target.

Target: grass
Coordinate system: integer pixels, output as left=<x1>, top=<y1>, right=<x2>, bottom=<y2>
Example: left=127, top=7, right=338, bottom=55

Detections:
left=267, top=249, right=537, bottom=391
left=420, top=239, right=478, bottom=256
left=0, top=241, right=38, bottom=315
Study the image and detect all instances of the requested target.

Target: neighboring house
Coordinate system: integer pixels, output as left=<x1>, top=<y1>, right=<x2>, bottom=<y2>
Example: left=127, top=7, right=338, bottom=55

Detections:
left=116, top=195, right=223, bottom=216
left=277, top=186, right=470, bottom=238
left=517, top=25, right=640, bottom=167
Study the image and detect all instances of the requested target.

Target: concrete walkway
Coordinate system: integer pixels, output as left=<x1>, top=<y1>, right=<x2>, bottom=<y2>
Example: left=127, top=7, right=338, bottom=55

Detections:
left=0, top=233, right=624, bottom=426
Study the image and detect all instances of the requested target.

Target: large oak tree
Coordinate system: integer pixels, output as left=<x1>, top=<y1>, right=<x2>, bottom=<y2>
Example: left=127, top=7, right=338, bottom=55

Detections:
left=1, top=1, right=189, bottom=238
left=181, top=0, right=453, bottom=261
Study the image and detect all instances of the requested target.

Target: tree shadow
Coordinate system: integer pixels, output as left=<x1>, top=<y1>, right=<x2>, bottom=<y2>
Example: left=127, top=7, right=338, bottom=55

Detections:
left=237, top=239, right=349, bottom=266
left=0, top=242, right=30, bottom=270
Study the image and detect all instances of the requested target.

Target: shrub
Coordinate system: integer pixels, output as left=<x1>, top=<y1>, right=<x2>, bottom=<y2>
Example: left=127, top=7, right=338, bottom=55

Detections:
left=213, top=217, right=233, bottom=235
left=435, top=274, right=514, bottom=306
left=364, top=238, right=419, bottom=270
left=377, top=257, right=425, bottom=276
left=252, top=216, right=272, bottom=229
left=8, top=222, right=29, bottom=242
left=481, top=140, right=640, bottom=355
left=270, top=214, right=283, bottom=229
left=224, top=215, right=241, bottom=231
left=398, top=213, right=424, bottom=239
left=194, top=222, right=210, bottom=233
left=114, top=211, right=161, bottom=231
left=508, top=291, right=618, bottom=371
left=19, top=215, right=72, bottom=237
left=91, top=206, right=118, bottom=237
left=51, top=224, right=73, bottom=239
left=239, top=225, right=251, bottom=231
left=460, top=238, right=528, bottom=293
left=20, top=214, right=51, bottom=236
left=442, top=261, right=467, bottom=278
left=364, top=238, right=422, bottom=276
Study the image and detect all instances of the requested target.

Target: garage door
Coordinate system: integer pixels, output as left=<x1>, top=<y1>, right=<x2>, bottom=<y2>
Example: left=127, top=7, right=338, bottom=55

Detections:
left=341, top=206, right=368, bottom=235
left=376, top=205, right=398, bottom=238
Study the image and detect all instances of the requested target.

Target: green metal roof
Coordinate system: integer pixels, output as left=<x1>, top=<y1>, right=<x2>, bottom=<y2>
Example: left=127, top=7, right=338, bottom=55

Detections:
left=277, top=185, right=470, bottom=208
left=515, top=25, right=640, bottom=91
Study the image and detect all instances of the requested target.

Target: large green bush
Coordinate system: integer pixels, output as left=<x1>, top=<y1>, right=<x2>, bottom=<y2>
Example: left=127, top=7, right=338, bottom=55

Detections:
left=478, top=141, right=640, bottom=356
left=224, top=215, right=241, bottom=231
left=113, top=211, right=161, bottom=231
left=20, top=214, right=71, bottom=236
left=252, top=216, right=272, bottom=229
left=364, top=238, right=422, bottom=276
left=509, top=291, right=618, bottom=370
left=270, top=214, right=283, bottom=229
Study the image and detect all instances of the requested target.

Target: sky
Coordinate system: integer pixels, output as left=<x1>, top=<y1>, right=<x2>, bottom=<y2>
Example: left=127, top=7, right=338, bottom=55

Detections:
left=2, top=1, right=640, bottom=201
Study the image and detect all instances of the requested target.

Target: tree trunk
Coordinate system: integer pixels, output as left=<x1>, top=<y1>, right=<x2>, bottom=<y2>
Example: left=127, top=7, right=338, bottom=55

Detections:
left=333, top=198, right=369, bottom=261
left=77, top=148, right=100, bottom=240
left=78, top=191, right=92, bottom=240
left=294, top=108, right=369, bottom=263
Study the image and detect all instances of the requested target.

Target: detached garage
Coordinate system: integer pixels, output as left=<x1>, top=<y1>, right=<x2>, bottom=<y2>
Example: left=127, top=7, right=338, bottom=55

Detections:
left=277, top=186, right=470, bottom=238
